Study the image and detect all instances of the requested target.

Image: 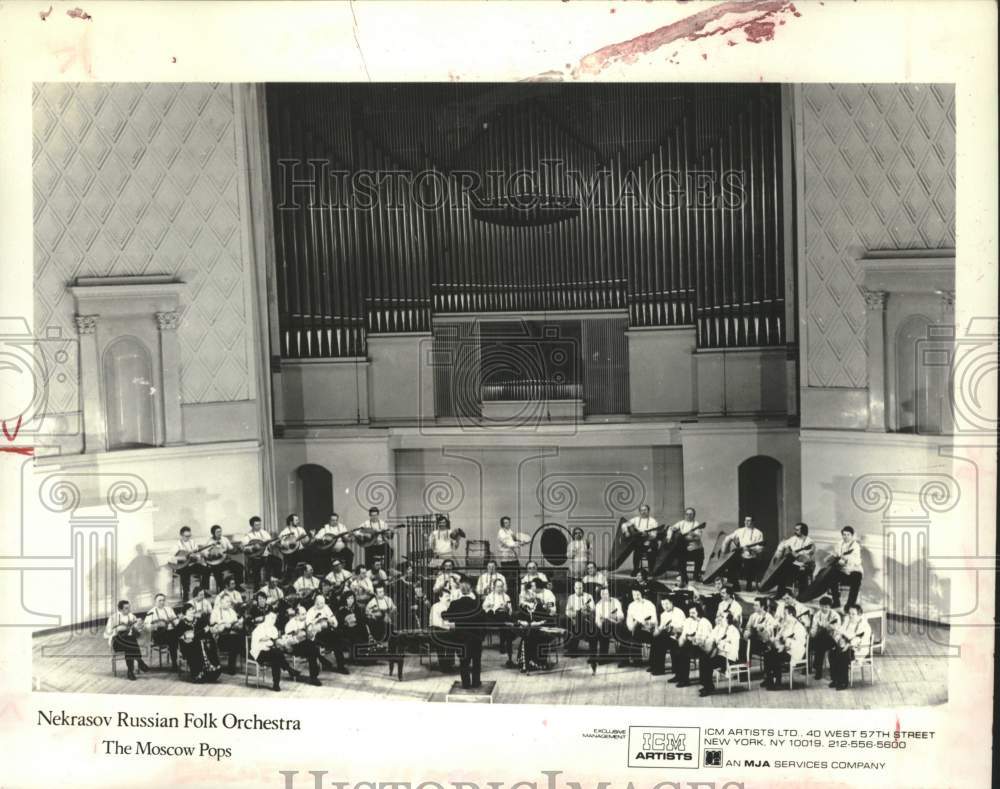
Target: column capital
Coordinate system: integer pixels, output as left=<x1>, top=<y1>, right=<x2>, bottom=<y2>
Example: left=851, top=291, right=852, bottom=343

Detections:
left=938, top=290, right=956, bottom=308
left=74, top=314, right=99, bottom=335
left=861, top=288, right=888, bottom=311
left=155, top=310, right=180, bottom=332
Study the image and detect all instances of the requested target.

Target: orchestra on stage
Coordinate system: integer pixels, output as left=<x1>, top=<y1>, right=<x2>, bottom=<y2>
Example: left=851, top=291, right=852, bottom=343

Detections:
left=107, top=506, right=874, bottom=694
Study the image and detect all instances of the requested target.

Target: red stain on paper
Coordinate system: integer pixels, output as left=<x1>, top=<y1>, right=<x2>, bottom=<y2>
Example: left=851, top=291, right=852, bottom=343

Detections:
left=0, top=416, right=33, bottom=455
left=576, top=0, right=802, bottom=75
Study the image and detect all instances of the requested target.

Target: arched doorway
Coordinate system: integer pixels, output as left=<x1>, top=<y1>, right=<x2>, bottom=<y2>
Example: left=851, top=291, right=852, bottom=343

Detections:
left=294, top=464, right=333, bottom=532
left=738, top=456, right=784, bottom=547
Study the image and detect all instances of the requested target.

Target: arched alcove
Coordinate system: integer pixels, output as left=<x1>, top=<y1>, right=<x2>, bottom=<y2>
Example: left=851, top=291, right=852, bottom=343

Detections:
left=102, top=336, right=156, bottom=450
left=737, top=455, right=784, bottom=547
left=293, top=464, right=334, bottom=531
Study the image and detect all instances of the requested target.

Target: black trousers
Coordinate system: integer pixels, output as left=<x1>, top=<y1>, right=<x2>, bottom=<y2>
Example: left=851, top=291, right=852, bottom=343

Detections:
left=151, top=628, right=178, bottom=665
left=591, top=621, right=616, bottom=666
left=207, top=560, right=243, bottom=591
left=291, top=640, right=323, bottom=678
left=699, top=653, right=728, bottom=689
left=256, top=648, right=294, bottom=687
left=175, top=565, right=201, bottom=601
left=828, top=570, right=863, bottom=609
left=674, top=643, right=697, bottom=682
left=811, top=630, right=835, bottom=677
left=729, top=556, right=764, bottom=590
left=215, top=631, right=242, bottom=672
left=615, top=622, right=652, bottom=662
left=633, top=538, right=659, bottom=573
left=678, top=548, right=704, bottom=585
left=112, top=633, right=142, bottom=674
left=649, top=632, right=678, bottom=673
left=829, top=646, right=854, bottom=686
left=763, top=648, right=791, bottom=684
left=330, top=546, right=354, bottom=571
left=564, top=612, right=596, bottom=653
left=457, top=634, right=483, bottom=688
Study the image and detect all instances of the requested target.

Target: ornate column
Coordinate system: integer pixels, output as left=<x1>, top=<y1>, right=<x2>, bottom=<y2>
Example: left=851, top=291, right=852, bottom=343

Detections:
left=156, top=310, right=185, bottom=445
left=75, top=314, right=106, bottom=453
left=862, top=289, right=888, bottom=431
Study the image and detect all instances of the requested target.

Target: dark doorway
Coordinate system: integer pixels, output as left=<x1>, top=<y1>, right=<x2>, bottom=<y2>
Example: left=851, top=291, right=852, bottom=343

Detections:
left=295, top=464, right=333, bottom=532
left=737, top=456, right=784, bottom=549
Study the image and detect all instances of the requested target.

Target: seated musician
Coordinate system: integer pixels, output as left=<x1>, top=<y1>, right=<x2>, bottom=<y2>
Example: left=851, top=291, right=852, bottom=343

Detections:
left=308, top=514, right=345, bottom=576
left=743, top=597, right=777, bottom=659
left=580, top=561, right=607, bottom=598
left=625, top=504, right=661, bottom=574
left=188, top=586, right=214, bottom=624
left=521, top=576, right=556, bottom=617
left=324, top=559, right=352, bottom=597
left=204, top=524, right=243, bottom=590
left=476, top=559, right=507, bottom=597
left=176, top=603, right=222, bottom=683
left=626, top=568, right=652, bottom=608
left=335, top=590, right=371, bottom=663
left=591, top=585, right=624, bottom=673
left=260, top=575, right=285, bottom=609
left=278, top=513, right=309, bottom=577
left=618, top=586, right=656, bottom=668
left=283, top=605, right=330, bottom=684
left=698, top=610, right=742, bottom=696
left=208, top=595, right=243, bottom=674
left=364, top=583, right=397, bottom=642
left=250, top=611, right=300, bottom=691
left=144, top=592, right=180, bottom=670
left=773, top=522, right=816, bottom=597
left=482, top=577, right=515, bottom=666
left=429, top=587, right=457, bottom=671
left=306, top=594, right=349, bottom=674
left=171, top=526, right=202, bottom=602
left=809, top=595, right=842, bottom=681
left=674, top=603, right=712, bottom=687
left=668, top=507, right=705, bottom=587
left=828, top=603, right=872, bottom=690
left=567, top=528, right=591, bottom=579
left=357, top=506, right=393, bottom=568
left=104, top=599, right=149, bottom=680
left=722, top=516, right=765, bottom=592
left=369, top=558, right=390, bottom=585
left=432, top=559, right=462, bottom=601
left=563, top=579, right=595, bottom=656
left=215, top=575, right=246, bottom=615
left=716, top=585, right=743, bottom=624
left=350, top=565, right=376, bottom=607
left=497, top=516, right=531, bottom=587
left=245, top=590, right=271, bottom=634
left=515, top=579, right=556, bottom=673
left=292, top=564, right=321, bottom=604
left=520, top=560, right=549, bottom=592
left=761, top=602, right=808, bottom=689
left=242, top=516, right=277, bottom=587
left=649, top=596, right=686, bottom=677
left=823, top=526, right=864, bottom=611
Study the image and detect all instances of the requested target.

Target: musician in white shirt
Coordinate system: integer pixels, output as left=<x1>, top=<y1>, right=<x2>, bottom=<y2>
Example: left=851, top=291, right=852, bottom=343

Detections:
left=481, top=578, right=515, bottom=666
left=171, top=526, right=204, bottom=601
left=519, top=560, right=549, bottom=592
left=823, top=526, right=864, bottom=610
left=563, top=579, right=595, bottom=655
left=309, top=513, right=345, bottom=575
left=717, top=585, right=743, bottom=623
left=200, top=524, right=242, bottom=590
left=214, top=575, right=246, bottom=614
left=105, top=599, right=148, bottom=680
left=762, top=604, right=808, bottom=689
left=350, top=565, right=376, bottom=606
left=260, top=575, right=285, bottom=607
left=668, top=507, right=706, bottom=586
left=357, top=506, right=393, bottom=568
left=277, top=513, right=309, bottom=576
left=773, top=522, right=816, bottom=597
left=567, top=528, right=592, bottom=579
left=428, top=514, right=460, bottom=564
left=242, top=516, right=278, bottom=586
left=365, top=584, right=397, bottom=641
left=250, top=611, right=299, bottom=691
left=145, top=593, right=180, bottom=669
left=520, top=578, right=557, bottom=617
left=283, top=605, right=325, bottom=684
left=698, top=611, right=742, bottom=696
left=591, top=585, right=624, bottom=672
left=580, top=561, right=608, bottom=597
left=476, top=560, right=506, bottom=597
left=649, top=597, right=686, bottom=676
left=432, top=559, right=462, bottom=601
left=809, top=595, right=842, bottom=681
left=828, top=604, right=872, bottom=690
left=293, top=564, right=321, bottom=600
left=619, top=587, right=657, bottom=667
left=743, top=597, right=776, bottom=658
left=722, top=516, right=765, bottom=591
left=324, top=560, right=352, bottom=594
left=625, top=504, right=661, bottom=574
left=496, top=516, right=531, bottom=585
left=429, top=588, right=457, bottom=671
left=675, top=604, right=712, bottom=687
left=208, top=596, right=242, bottom=674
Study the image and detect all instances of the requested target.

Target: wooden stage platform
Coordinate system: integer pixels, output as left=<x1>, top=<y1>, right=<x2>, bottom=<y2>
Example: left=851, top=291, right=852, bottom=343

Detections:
left=32, top=623, right=949, bottom=709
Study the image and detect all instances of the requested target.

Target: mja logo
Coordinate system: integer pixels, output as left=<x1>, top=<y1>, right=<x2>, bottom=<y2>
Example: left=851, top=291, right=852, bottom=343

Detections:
left=627, top=726, right=700, bottom=769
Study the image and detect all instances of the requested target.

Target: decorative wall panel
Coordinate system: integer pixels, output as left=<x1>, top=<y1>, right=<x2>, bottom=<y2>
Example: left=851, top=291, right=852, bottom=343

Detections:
left=801, top=84, right=955, bottom=388
left=33, top=83, right=252, bottom=410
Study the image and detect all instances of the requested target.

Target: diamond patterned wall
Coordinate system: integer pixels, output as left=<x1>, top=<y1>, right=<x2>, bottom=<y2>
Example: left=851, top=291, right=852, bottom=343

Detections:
left=33, top=83, right=251, bottom=412
left=801, top=84, right=955, bottom=388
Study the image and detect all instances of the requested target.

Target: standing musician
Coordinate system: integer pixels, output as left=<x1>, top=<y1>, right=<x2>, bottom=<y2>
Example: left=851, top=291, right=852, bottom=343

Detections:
left=563, top=578, right=596, bottom=655
left=176, top=603, right=222, bottom=684
left=716, top=585, right=743, bottom=624
left=432, top=559, right=462, bottom=601
left=350, top=565, right=376, bottom=607
left=170, top=526, right=205, bottom=601
left=429, top=587, right=457, bottom=672
left=260, top=575, right=285, bottom=609
left=292, top=564, right=321, bottom=605
left=441, top=577, right=485, bottom=689
left=277, top=514, right=310, bottom=578
left=828, top=604, right=872, bottom=690
left=761, top=602, right=808, bottom=689
left=365, top=584, right=397, bottom=642
left=242, top=516, right=277, bottom=587
left=496, top=516, right=531, bottom=588
left=674, top=603, right=712, bottom=688
left=357, top=506, right=393, bottom=568
left=618, top=586, right=657, bottom=667
left=809, top=595, right=842, bottom=681
left=823, top=526, right=864, bottom=610
left=591, top=585, right=624, bottom=673
left=105, top=600, right=148, bottom=680
left=428, top=514, right=461, bottom=565
left=308, top=514, right=344, bottom=576
left=250, top=611, right=300, bottom=691
left=668, top=507, right=706, bottom=587
left=722, top=516, right=765, bottom=591
left=567, top=528, right=592, bottom=580
left=482, top=577, right=515, bottom=666
left=320, top=513, right=354, bottom=571
left=648, top=596, right=686, bottom=677
left=698, top=611, right=742, bottom=696
left=202, top=524, right=243, bottom=590
left=306, top=594, right=349, bottom=674
left=743, top=597, right=777, bottom=659
left=145, top=593, right=180, bottom=670
left=324, top=559, right=352, bottom=598
left=625, top=504, right=661, bottom=574
left=208, top=596, right=243, bottom=674
left=476, top=559, right=507, bottom=597
left=283, top=605, right=328, bottom=685
left=773, top=522, right=816, bottom=598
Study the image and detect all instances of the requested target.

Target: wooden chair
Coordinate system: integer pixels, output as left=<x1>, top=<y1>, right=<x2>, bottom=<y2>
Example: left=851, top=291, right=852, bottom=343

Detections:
left=849, top=634, right=876, bottom=686
left=244, top=636, right=265, bottom=688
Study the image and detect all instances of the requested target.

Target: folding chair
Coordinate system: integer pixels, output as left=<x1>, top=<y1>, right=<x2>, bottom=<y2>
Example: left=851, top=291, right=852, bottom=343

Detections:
left=716, top=640, right=753, bottom=693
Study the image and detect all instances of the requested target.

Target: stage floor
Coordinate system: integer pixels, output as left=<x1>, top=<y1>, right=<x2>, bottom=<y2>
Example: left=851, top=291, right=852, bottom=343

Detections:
left=32, top=623, right=949, bottom=709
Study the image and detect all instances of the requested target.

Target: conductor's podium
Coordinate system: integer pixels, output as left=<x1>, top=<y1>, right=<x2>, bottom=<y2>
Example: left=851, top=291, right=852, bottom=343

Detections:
left=445, top=680, right=497, bottom=703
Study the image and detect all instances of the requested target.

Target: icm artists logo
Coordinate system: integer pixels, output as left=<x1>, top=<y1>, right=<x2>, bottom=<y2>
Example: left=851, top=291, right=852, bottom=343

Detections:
left=627, top=726, right=700, bottom=768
